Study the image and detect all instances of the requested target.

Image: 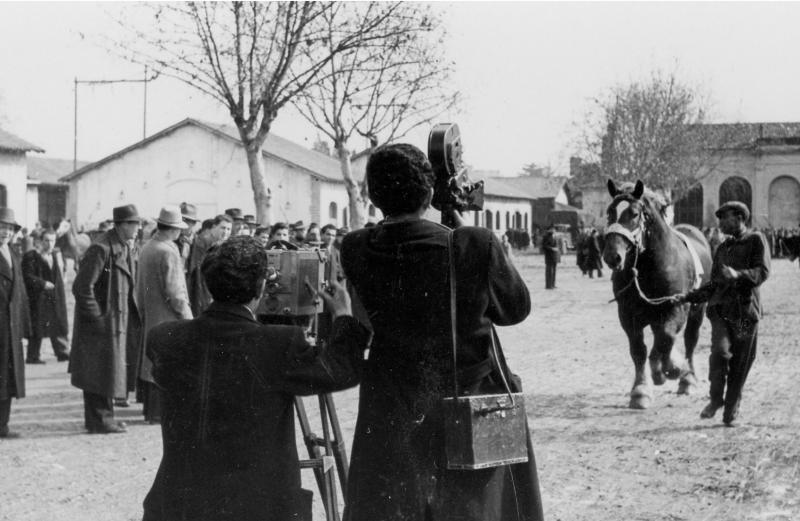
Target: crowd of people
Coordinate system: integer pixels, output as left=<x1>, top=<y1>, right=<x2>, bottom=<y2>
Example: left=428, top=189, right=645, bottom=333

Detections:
left=0, top=202, right=351, bottom=437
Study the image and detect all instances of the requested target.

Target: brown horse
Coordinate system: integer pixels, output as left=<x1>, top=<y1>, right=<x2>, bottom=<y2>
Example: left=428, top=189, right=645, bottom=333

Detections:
left=603, top=179, right=712, bottom=409
left=55, top=219, right=92, bottom=270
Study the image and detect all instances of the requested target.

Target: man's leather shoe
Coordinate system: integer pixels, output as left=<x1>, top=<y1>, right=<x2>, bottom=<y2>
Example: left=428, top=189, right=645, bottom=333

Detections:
left=25, top=359, right=45, bottom=365
left=56, top=354, right=70, bottom=362
left=723, top=401, right=740, bottom=426
left=0, top=427, right=21, bottom=438
left=88, top=421, right=127, bottom=434
left=700, top=401, right=723, bottom=419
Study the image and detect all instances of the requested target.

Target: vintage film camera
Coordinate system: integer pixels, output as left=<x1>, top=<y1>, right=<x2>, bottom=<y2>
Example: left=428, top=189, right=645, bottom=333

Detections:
left=256, top=248, right=328, bottom=318
left=428, top=123, right=485, bottom=221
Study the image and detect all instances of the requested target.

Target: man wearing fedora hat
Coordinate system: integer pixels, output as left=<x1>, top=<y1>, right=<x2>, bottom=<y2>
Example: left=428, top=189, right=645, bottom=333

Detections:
left=677, top=200, right=771, bottom=426
left=225, top=208, right=246, bottom=237
left=0, top=207, right=32, bottom=438
left=71, top=204, right=142, bottom=434
left=176, top=202, right=200, bottom=274
left=241, top=214, right=258, bottom=237
left=136, top=206, right=193, bottom=424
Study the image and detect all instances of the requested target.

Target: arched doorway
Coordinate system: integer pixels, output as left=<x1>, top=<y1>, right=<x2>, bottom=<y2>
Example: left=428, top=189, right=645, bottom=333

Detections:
left=719, top=176, right=752, bottom=216
left=674, top=184, right=703, bottom=227
left=484, top=210, right=493, bottom=230
left=768, top=176, right=800, bottom=228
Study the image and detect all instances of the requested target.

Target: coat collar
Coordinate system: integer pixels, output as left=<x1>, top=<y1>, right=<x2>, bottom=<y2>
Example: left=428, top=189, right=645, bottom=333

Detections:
left=203, top=301, right=259, bottom=323
left=0, top=246, right=13, bottom=280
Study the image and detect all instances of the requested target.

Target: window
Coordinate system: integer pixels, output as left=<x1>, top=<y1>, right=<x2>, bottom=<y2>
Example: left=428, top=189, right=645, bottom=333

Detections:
left=0, top=184, right=6, bottom=207
left=485, top=210, right=493, bottom=229
left=495, top=211, right=500, bottom=230
left=329, top=202, right=338, bottom=220
left=505, top=212, right=510, bottom=229
left=473, top=211, right=479, bottom=226
left=343, top=208, right=348, bottom=227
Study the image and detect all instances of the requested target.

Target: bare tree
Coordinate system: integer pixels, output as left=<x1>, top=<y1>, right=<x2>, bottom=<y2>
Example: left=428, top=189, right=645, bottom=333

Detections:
left=578, top=69, right=735, bottom=201
left=110, top=2, right=410, bottom=225
left=292, top=2, right=459, bottom=229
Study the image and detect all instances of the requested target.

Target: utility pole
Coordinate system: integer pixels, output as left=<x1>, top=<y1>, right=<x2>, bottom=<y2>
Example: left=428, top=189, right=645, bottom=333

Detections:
left=72, top=67, right=158, bottom=173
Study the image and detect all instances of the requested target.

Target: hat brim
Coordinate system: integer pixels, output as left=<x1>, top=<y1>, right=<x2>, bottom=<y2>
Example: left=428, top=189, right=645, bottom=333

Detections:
left=157, top=219, right=189, bottom=229
left=182, top=216, right=199, bottom=223
left=0, top=220, right=21, bottom=232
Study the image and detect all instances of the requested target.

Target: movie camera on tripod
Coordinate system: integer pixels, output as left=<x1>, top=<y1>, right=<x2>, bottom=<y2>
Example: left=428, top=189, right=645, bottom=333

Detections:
left=256, top=246, right=349, bottom=521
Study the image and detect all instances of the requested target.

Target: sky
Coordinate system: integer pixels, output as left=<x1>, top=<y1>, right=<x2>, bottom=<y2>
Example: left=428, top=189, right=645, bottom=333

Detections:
left=2, top=2, right=800, bottom=177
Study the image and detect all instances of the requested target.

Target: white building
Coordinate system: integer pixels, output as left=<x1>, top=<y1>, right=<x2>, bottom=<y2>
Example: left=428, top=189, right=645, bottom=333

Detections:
left=60, top=118, right=351, bottom=229
left=0, top=127, right=44, bottom=228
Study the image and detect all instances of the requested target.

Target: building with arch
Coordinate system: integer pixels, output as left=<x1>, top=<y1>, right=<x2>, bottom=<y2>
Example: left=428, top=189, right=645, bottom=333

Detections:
left=0, top=127, right=44, bottom=227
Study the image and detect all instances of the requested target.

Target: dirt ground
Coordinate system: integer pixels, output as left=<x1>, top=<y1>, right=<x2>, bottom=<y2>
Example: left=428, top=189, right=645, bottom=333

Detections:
left=1, top=253, right=798, bottom=521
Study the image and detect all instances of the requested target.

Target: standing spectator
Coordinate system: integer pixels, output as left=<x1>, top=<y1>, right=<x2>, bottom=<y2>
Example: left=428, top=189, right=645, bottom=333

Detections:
left=266, top=222, right=294, bottom=250
left=70, top=205, right=142, bottom=434
left=678, top=201, right=770, bottom=426
left=0, top=207, right=31, bottom=438
left=586, top=228, right=604, bottom=279
left=541, top=224, right=560, bottom=289
left=253, top=226, right=270, bottom=248
left=187, top=214, right=232, bottom=315
left=175, top=202, right=200, bottom=274
left=225, top=208, right=245, bottom=237
left=22, top=229, right=70, bottom=364
left=290, top=220, right=307, bottom=248
left=136, top=206, right=193, bottom=424
left=305, top=222, right=321, bottom=247
left=501, top=233, right=513, bottom=258
left=241, top=215, right=258, bottom=237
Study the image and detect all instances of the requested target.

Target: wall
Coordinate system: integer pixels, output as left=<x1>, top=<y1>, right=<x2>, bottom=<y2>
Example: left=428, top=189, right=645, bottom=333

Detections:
left=470, top=197, right=531, bottom=235
left=68, top=124, right=348, bottom=229
left=0, top=151, right=29, bottom=226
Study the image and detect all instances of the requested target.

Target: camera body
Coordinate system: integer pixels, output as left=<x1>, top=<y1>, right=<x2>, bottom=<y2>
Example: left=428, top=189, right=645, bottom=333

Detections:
left=257, top=249, right=326, bottom=317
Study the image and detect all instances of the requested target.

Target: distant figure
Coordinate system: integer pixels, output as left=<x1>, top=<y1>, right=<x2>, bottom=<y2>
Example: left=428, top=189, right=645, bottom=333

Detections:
left=541, top=224, right=561, bottom=289
left=586, top=228, right=604, bottom=278
left=22, top=229, right=70, bottom=364
left=501, top=233, right=513, bottom=258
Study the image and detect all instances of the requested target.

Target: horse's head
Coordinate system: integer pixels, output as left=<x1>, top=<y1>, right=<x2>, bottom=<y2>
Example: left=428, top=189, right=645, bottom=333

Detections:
left=55, top=218, right=71, bottom=237
left=603, top=179, right=665, bottom=271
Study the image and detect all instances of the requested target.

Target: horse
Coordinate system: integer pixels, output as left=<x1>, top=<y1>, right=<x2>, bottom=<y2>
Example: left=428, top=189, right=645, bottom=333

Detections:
left=603, top=179, right=713, bottom=409
left=55, top=219, right=92, bottom=270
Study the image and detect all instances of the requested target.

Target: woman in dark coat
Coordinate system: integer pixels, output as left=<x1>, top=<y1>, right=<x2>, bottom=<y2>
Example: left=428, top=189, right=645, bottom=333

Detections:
left=340, top=144, right=544, bottom=521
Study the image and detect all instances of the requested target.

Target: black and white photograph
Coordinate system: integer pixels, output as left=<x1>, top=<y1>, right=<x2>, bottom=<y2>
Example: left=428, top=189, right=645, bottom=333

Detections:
left=0, top=2, right=798, bottom=520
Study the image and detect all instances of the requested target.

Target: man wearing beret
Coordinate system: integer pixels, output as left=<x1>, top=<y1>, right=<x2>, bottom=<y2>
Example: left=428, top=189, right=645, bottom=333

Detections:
left=677, top=201, right=770, bottom=426
left=70, top=205, right=142, bottom=434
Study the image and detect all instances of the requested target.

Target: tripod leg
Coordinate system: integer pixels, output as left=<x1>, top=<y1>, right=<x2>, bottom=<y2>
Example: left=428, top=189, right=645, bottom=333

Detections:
left=324, top=393, right=349, bottom=495
left=295, top=397, right=330, bottom=517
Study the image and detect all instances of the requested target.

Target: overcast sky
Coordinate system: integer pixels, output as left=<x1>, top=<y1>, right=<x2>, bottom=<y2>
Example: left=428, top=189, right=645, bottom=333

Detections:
left=2, top=2, right=800, bottom=176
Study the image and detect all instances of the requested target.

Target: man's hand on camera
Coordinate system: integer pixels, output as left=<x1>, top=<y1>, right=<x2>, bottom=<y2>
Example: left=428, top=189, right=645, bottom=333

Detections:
left=317, top=280, right=352, bottom=319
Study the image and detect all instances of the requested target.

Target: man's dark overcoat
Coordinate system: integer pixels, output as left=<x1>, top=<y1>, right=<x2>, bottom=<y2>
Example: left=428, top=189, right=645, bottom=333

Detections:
left=0, top=249, right=31, bottom=400
left=340, top=219, right=544, bottom=521
left=22, top=249, right=69, bottom=338
left=141, top=302, right=370, bottom=521
left=69, top=228, right=141, bottom=398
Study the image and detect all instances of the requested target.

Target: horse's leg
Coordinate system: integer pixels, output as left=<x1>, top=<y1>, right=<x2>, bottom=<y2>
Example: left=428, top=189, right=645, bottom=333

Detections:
left=650, top=315, right=683, bottom=386
left=677, top=303, right=705, bottom=395
left=624, top=320, right=651, bottom=409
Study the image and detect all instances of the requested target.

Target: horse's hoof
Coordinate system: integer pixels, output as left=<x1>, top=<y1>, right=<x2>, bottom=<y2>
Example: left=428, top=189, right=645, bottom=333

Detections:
left=651, top=371, right=666, bottom=386
left=629, top=395, right=651, bottom=409
left=677, top=373, right=697, bottom=395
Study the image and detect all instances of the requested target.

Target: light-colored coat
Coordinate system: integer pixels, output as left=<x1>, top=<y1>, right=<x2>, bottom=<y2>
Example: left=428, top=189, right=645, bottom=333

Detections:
left=136, top=232, right=192, bottom=385
left=70, top=229, right=141, bottom=398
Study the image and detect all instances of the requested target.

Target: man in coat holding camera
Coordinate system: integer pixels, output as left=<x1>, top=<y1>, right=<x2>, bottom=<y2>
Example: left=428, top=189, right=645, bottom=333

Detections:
left=142, top=236, right=370, bottom=521
left=70, top=204, right=142, bottom=434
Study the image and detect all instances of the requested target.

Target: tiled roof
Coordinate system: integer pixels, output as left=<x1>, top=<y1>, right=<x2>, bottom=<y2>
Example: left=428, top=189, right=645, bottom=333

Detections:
left=61, top=118, right=343, bottom=183
left=693, top=122, right=800, bottom=149
left=488, top=174, right=566, bottom=199
left=0, top=127, right=44, bottom=153
left=27, top=157, right=89, bottom=184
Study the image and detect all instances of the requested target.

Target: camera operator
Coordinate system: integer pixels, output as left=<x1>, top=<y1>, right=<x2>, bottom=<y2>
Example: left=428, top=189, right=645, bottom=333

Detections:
left=340, top=144, right=544, bottom=521
left=142, top=236, right=370, bottom=521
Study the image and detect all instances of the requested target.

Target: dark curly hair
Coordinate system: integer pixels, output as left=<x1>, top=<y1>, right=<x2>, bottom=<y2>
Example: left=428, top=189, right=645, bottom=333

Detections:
left=201, top=236, right=269, bottom=304
left=366, top=143, right=435, bottom=217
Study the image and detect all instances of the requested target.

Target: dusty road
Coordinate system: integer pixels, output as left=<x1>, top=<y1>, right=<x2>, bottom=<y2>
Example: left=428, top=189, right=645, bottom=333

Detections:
left=1, top=253, right=798, bottom=521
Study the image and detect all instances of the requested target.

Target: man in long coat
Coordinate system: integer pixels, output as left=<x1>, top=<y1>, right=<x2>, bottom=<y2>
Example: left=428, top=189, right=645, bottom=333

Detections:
left=0, top=207, right=31, bottom=438
left=22, top=228, right=70, bottom=363
left=136, top=206, right=193, bottom=424
left=542, top=224, right=560, bottom=289
left=70, top=204, right=142, bottom=434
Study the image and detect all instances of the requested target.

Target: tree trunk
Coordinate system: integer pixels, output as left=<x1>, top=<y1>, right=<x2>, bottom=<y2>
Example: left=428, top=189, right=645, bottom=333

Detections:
left=336, top=144, right=367, bottom=230
left=244, top=142, right=272, bottom=226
